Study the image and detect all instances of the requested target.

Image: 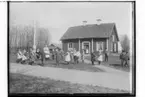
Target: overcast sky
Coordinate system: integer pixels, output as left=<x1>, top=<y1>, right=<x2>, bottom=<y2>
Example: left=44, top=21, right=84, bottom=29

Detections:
left=10, top=2, right=133, bottom=43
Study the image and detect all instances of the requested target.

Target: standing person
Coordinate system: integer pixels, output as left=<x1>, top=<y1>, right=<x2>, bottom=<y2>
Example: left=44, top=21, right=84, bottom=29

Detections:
left=36, top=48, right=41, bottom=60
left=52, top=50, right=55, bottom=60
left=76, top=51, right=81, bottom=64
left=70, top=49, right=74, bottom=64
left=28, top=48, right=35, bottom=65
left=124, top=52, right=129, bottom=67
left=81, top=49, right=85, bottom=63
left=54, top=48, right=61, bottom=66
left=65, top=51, right=71, bottom=65
left=98, top=52, right=103, bottom=65
left=40, top=48, right=45, bottom=66
left=43, top=45, right=50, bottom=60
left=91, top=52, right=95, bottom=65
left=73, top=49, right=77, bottom=64
left=104, top=50, right=108, bottom=62
left=120, top=50, right=125, bottom=67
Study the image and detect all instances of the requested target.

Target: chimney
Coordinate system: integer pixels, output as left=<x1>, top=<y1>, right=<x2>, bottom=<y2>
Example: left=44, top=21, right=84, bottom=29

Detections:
left=83, top=20, right=87, bottom=26
left=96, top=19, right=102, bottom=25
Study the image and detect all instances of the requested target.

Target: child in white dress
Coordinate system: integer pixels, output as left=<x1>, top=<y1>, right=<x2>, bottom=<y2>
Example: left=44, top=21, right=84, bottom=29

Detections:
left=65, top=52, right=71, bottom=64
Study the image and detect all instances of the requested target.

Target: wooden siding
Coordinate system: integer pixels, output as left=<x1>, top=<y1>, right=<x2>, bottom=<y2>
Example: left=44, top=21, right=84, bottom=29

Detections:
left=62, top=27, right=119, bottom=53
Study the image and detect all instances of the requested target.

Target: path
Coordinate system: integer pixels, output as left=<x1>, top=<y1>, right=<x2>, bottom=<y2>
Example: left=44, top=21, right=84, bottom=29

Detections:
left=10, top=62, right=131, bottom=92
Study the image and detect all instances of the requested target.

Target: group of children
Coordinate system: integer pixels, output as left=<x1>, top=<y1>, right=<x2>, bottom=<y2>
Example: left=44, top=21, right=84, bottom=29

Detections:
left=16, top=48, right=36, bottom=65
left=64, top=49, right=82, bottom=65
left=16, top=46, right=110, bottom=66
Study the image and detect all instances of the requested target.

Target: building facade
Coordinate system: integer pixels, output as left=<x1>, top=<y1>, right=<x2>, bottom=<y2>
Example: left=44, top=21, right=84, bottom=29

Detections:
left=60, top=23, right=119, bottom=54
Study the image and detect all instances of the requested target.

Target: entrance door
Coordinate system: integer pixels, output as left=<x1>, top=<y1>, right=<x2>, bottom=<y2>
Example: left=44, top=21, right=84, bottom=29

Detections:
left=82, top=42, right=90, bottom=54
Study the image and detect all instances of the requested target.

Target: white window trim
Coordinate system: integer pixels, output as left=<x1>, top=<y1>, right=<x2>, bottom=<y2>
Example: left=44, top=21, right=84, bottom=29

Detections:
left=68, top=42, right=74, bottom=50
left=82, top=41, right=90, bottom=54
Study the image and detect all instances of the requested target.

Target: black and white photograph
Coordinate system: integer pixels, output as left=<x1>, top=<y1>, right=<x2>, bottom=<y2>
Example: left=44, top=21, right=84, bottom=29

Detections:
left=8, top=1, right=135, bottom=96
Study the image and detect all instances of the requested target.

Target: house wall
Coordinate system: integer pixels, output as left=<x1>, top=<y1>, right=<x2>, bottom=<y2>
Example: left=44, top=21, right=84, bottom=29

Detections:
left=62, top=39, right=79, bottom=52
left=62, top=38, right=107, bottom=53
left=62, top=40, right=68, bottom=52
left=62, top=30, right=119, bottom=53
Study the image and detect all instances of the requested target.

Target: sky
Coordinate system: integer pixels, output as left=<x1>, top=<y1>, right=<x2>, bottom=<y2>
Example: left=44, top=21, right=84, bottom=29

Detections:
left=10, top=2, right=133, bottom=43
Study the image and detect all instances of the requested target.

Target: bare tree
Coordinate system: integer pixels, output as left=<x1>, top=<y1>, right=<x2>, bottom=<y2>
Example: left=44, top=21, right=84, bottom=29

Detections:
left=120, top=34, right=130, bottom=52
left=9, top=24, right=51, bottom=52
left=36, top=27, right=51, bottom=50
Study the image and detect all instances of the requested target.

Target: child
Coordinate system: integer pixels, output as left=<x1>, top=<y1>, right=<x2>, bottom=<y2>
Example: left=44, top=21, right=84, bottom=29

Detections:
left=16, top=49, right=23, bottom=63
left=65, top=51, right=71, bottom=65
left=28, top=48, right=35, bottom=65
left=98, top=53, right=103, bottom=65
left=36, top=48, right=41, bottom=60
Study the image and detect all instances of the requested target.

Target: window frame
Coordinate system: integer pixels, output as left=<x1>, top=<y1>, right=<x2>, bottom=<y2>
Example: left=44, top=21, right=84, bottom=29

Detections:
left=96, top=42, right=104, bottom=51
left=68, top=42, right=74, bottom=50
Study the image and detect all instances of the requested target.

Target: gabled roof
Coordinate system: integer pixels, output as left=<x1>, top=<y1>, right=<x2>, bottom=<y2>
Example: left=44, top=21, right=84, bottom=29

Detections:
left=60, top=23, right=117, bottom=40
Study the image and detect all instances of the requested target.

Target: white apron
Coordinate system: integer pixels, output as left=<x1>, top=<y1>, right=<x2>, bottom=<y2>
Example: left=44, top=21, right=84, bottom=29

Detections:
left=98, top=54, right=103, bottom=62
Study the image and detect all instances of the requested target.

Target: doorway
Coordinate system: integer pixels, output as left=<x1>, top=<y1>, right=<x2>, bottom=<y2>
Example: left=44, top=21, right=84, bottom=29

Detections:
left=82, top=41, right=90, bottom=54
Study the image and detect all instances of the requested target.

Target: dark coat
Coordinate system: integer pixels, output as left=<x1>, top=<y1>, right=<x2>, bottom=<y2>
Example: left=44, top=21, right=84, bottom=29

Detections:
left=55, top=51, right=61, bottom=62
left=91, top=53, right=96, bottom=61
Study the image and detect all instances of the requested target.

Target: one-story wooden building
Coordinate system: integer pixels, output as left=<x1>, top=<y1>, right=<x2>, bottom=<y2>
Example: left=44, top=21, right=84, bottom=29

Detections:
left=60, top=23, right=119, bottom=54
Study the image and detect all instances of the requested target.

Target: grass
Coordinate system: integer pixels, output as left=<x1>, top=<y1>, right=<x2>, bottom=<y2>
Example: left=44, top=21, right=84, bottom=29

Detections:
left=9, top=73, right=128, bottom=93
left=9, top=54, right=105, bottom=73
left=9, top=53, right=130, bottom=72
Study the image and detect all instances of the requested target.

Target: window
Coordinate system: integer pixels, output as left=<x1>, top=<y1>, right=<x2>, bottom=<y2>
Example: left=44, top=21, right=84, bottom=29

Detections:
left=114, top=43, right=117, bottom=52
left=68, top=42, right=73, bottom=49
left=96, top=42, right=103, bottom=51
